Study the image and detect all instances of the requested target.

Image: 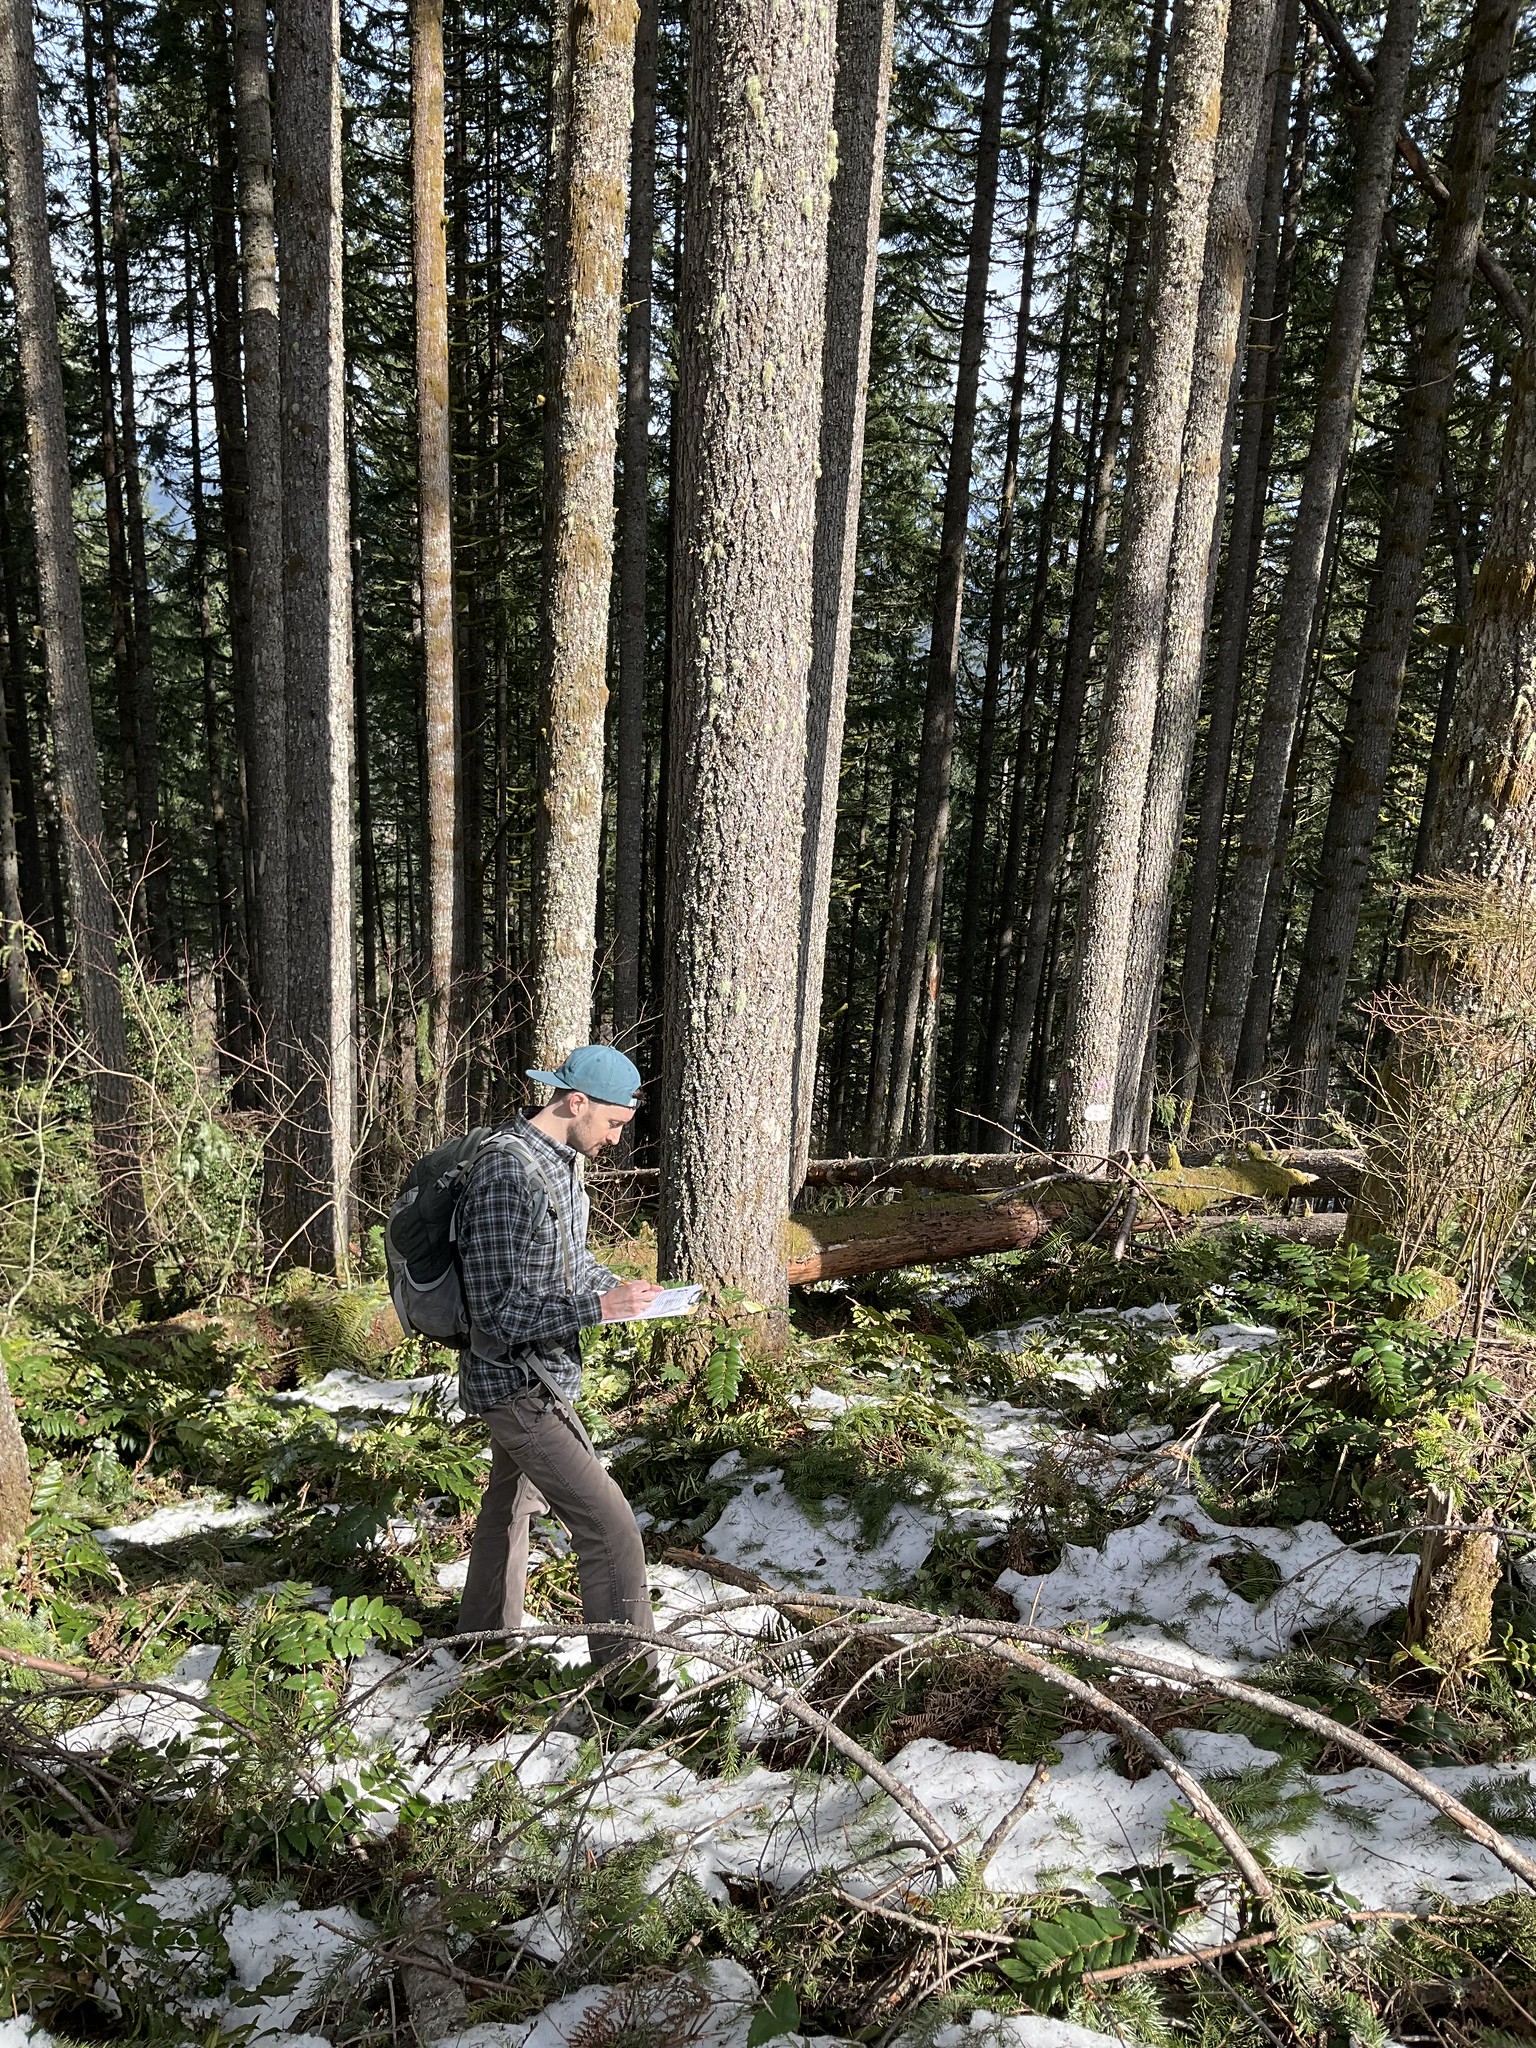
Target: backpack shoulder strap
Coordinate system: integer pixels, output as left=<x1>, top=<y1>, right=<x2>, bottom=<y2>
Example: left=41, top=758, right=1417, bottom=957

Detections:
left=478, top=1130, right=576, bottom=1292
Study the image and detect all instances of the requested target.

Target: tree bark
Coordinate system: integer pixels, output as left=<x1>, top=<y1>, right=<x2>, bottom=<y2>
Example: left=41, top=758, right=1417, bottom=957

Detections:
left=82, top=6, right=142, bottom=904
left=881, top=0, right=1012, bottom=1154
left=1173, top=0, right=1301, bottom=1101
left=0, top=466, right=45, bottom=948
left=531, top=0, right=638, bottom=1074
left=0, top=0, right=146, bottom=1267
left=205, top=38, right=257, bottom=988
left=1198, top=0, right=1418, bottom=1118
left=1284, top=0, right=1518, bottom=1121
left=996, top=0, right=1168, bottom=1137
left=1112, top=0, right=1281, bottom=1154
left=274, top=0, right=354, bottom=1269
left=0, top=1349, right=27, bottom=1572
left=234, top=0, right=286, bottom=1051
left=612, top=0, right=657, bottom=1054
left=1057, top=0, right=1230, bottom=1163
left=100, top=0, right=171, bottom=972
left=659, top=0, right=836, bottom=1316
left=982, top=121, right=1085, bottom=1120
left=948, top=12, right=1052, bottom=1141
left=412, top=0, right=459, bottom=1123
left=790, top=0, right=896, bottom=1190
left=1423, top=339, right=1536, bottom=896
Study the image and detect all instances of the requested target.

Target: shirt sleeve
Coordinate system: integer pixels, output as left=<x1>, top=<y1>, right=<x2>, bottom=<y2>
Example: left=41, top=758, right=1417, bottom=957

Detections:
left=457, top=1153, right=603, bottom=1349
left=577, top=1244, right=622, bottom=1296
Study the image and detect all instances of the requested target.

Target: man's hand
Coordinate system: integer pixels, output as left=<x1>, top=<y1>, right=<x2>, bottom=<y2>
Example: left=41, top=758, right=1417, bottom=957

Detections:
left=599, top=1280, right=665, bottom=1322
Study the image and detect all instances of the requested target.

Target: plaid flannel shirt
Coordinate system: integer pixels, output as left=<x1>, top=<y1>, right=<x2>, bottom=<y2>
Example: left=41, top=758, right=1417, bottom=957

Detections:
left=456, top=1117, right=619, bottom=1412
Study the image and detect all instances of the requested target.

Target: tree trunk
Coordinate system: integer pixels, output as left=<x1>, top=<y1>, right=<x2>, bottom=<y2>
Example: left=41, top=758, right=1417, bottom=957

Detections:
left=1112, top=0, right=1280, bottom=1154
left=101, top=1, right=171, bottom=972
left=1284, top=0, right=1518, bottom=1121
left=947, top=12, right=1052, bottom=1141
left=0, top=650, right=24, bottom=1030
left=412, top=0, right=459, bottom=1123
left=0, top=466, right=45, bottom=946
left=205, top=39, right=258, bottom=988
left=864, top=804, right=910, bottom=1154
left=612, top=0, right=657, bottom=1055
left=658, top=0, right=836, bottom=1317
left=789, top=0, right=896, bottom=1192
left=1198, top=0, right=1418, bottom=1118
left=234, top=0, right=286, bottom=1051
left=1173, top=0, right=1301, bottom=1101
left=274, top=0, right=355, bottom=1269
left=996, top=0, right=1168, bottom=1137
left=184, top=232, right=242, bottom=1065
left=1057, top=0, right=1231, bottom=1162
left=0, top=0, right=147, bottom=1268
left=982, top=119, right=1084, bottom=1120
left=82, top=7, right=142, bottom=904
left=0, top=1349, right=27, bottom=1572
left=1422, top=338, right=1536, bottom=896
left=881, top=0, right=1012, bottom=1154
left=530, top=0, right=637, bottom=1073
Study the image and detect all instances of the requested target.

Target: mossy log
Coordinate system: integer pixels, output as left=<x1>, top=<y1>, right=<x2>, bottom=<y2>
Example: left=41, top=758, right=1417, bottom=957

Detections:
left=783, top=1159, right=1320, bottom=1283
left=594, top=1144, right=1363, bottom=1203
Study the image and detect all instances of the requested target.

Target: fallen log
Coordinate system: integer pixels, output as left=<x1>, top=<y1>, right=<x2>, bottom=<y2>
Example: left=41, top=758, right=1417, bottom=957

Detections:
left=594, top=1144, right=1365, bottom=1203
left=784, top=1158, right=1322, bottom=1284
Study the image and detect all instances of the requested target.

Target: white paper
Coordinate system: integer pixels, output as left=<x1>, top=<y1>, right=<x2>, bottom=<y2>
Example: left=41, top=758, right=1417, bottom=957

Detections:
left=625, top=1284, right=704, bottom=1322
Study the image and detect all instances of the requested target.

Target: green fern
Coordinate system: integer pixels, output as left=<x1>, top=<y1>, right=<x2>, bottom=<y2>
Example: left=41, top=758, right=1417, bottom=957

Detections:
left=705, top=1333, right=745, bottom=1410
left=997, top=1901, right=1139, bottom=2010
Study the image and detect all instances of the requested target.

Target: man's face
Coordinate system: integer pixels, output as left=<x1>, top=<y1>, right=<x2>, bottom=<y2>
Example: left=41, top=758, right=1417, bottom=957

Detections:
left=564, top=1092, right=635, bottom=1157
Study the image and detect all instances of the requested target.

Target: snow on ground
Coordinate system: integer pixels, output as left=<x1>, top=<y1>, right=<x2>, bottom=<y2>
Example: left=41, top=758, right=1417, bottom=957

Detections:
left=433, top=1959, right=856, bottom=2047
left=995, top=1491, right=1418, bottom=1671
left=893, top=2018, right=1155, bottom=2048
left=94, top=1495, right=274, bottom=1550
left=57, top=1642, right=223, bottom=1756
left=703, top=1466, right=938, bottom=1597
left=219, top=1900, right=375, bottom=2041
left=983, top=1303, right=1278, bottom=1393
left=269, top=1367, right=462, bottom=1420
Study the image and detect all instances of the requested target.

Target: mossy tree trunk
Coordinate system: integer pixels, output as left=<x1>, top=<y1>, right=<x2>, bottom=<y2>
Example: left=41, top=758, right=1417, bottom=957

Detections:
left=0, top=1355, right=26, bottom=1573
left=531, top=0, right=637, bottom=1073
left=658, top=0, right=836, bottom=1325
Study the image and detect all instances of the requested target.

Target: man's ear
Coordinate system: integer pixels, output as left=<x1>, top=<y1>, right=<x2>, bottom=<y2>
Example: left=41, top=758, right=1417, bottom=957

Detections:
left=564, top=1091, right=589, bottom=1117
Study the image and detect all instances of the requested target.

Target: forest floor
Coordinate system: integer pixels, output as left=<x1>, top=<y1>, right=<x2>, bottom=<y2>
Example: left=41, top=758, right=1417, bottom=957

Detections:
left=5, top=1226, right=1536, bottom=2045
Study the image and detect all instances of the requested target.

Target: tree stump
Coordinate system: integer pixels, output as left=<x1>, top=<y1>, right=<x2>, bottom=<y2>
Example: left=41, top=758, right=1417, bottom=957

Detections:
left=1405, top=1488, right=1500, bottom=1678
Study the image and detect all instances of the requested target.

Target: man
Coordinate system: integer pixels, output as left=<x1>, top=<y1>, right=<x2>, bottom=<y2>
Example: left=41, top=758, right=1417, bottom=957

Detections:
left=455, top=1044, right=662, bottom=1678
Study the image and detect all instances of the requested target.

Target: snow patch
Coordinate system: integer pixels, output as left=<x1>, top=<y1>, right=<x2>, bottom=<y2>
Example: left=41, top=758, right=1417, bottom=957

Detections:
left=270, top=1368, right=461, bottom=1419
left=895, top=2017, right=1155, bottom=2048
left=95, top=1496, right=273, bottom=1550
left=431, top=1958, right=854, bottom=2047
left=221, top=1900, right=374, bottom=2041
left=996, top=1492, right=1416, bottom=1670
left=57, top=1643, right=223, bottom=1756
left=703, top=1467, right=936, bottom=1596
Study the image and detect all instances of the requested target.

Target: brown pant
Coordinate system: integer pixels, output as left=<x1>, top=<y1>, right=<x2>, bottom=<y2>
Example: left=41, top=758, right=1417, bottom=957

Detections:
left=457, top=1388, right=654, bottom=1671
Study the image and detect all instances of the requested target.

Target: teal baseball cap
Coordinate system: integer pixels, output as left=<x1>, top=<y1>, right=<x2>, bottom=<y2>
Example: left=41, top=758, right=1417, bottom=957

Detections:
left=526, top=1045, right=642, bottom=1107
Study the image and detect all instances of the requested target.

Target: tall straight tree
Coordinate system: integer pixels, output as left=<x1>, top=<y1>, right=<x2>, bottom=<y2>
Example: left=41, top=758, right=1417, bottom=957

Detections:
left=659, top=0, right=836, bottom=1315
left=880, top=0, right=1012, bottom=1154
left=1173, top=0, right=1302, bottom=1100
left=530, top=0, right=638, bottom=1073
left=1284, top=0, right=1519, bottom=1119
left=100, top=0, right=171, bottom=970
left=1112, top=0, right=1279, bottom=1151
left=274, top=0, right=354, bottom=1268
left=1197, top=0, right=1419, bottom=1115
left=0, top=0, right=146, bottom=1263
left=996, top=0, right=1168, bottom=1138
left=234, top=0, right=286, bottom=1049
left=612, top=0, right=657, bottom=1054
left=950, top=13, right=1052, bottom=1138
left=412, top=0, right=459, bottom=1119
left=1424, top=338, right=1536, bottom=895
left=790, top=0, right=896, bottom=1191
left=1057, top=0, right=1231, bottom=1161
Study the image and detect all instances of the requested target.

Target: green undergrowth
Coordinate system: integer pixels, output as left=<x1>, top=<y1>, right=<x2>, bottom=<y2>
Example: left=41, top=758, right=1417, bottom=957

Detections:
left=6, top=1230, right=1536, bottom=2040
